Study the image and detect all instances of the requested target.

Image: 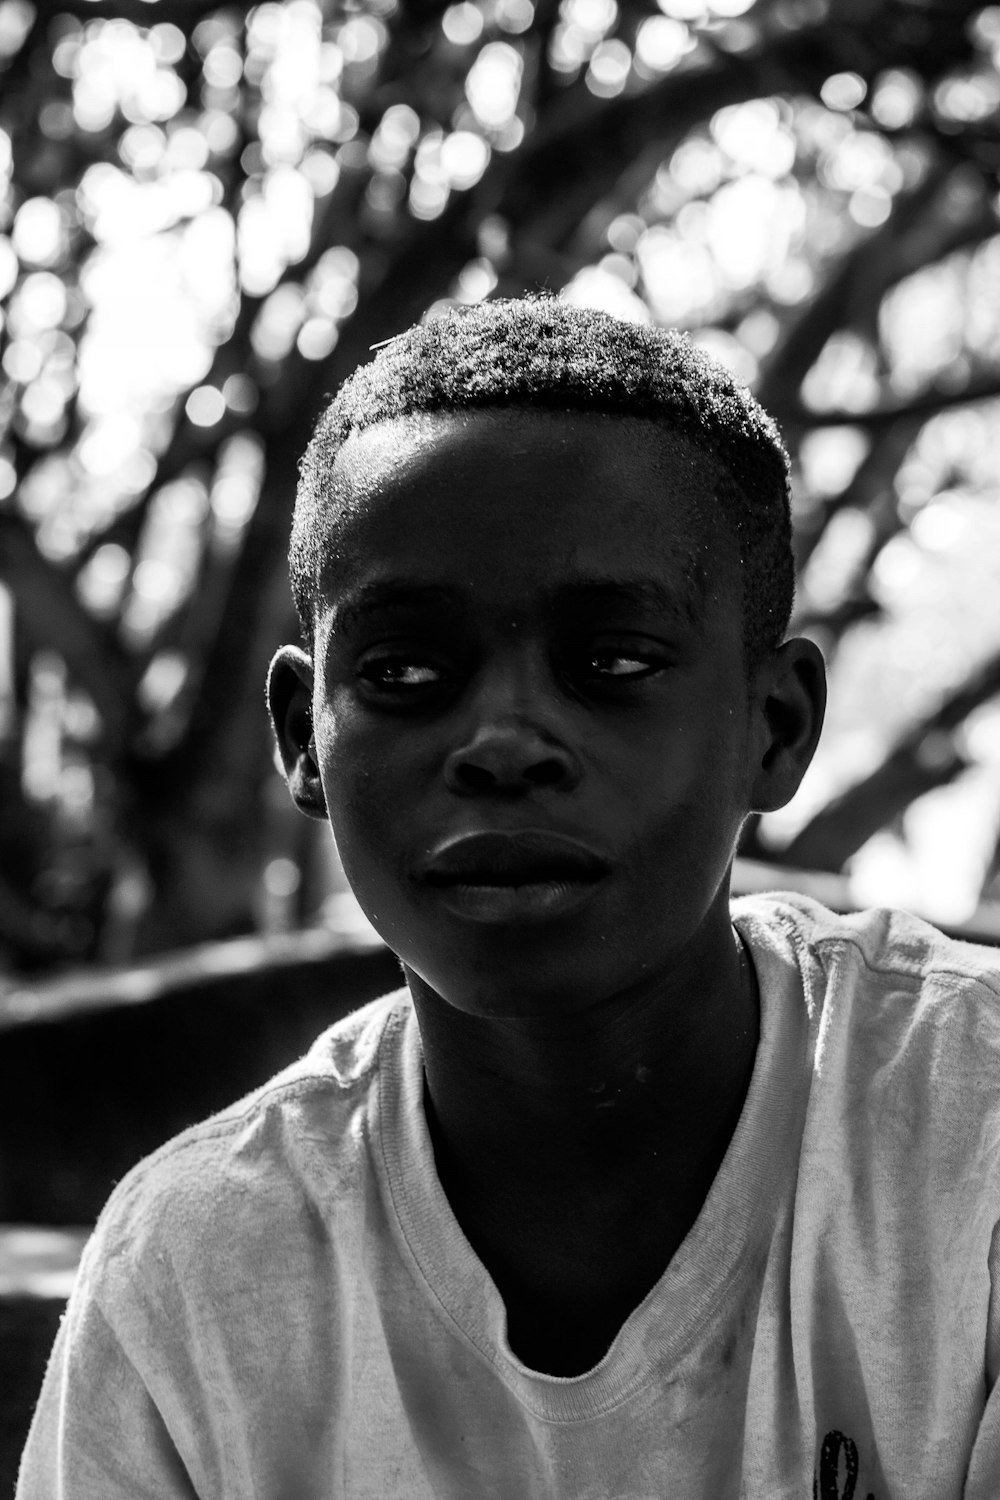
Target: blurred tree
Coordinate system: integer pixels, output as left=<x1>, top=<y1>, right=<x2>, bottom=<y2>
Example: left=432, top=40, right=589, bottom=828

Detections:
left=1, top=0, right=1000, bottom=969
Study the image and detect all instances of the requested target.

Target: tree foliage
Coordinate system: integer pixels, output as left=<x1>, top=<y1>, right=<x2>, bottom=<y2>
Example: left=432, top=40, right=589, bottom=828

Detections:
left=1, top=0, right=1000, bottom=970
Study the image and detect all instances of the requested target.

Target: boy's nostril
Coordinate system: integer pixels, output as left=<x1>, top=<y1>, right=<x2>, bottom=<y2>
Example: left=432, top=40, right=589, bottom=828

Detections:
left=450, top=753, right=570, bottom=794
left=454, top=763, right=499, bottom=793
left=525, top=758, right=566, bottom=787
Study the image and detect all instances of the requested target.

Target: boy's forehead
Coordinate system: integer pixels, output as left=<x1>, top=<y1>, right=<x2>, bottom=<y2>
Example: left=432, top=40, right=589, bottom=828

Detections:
left=329, top=407, right=723, bottom=509
left=319, top=407, right=738, bottom=622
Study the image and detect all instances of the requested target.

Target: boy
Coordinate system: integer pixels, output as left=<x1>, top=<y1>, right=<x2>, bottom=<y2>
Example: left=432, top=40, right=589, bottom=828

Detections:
left=17, top=296, right=1000, bottom=1497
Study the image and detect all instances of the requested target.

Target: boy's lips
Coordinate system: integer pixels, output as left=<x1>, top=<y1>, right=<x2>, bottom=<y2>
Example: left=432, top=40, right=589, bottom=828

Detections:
left=427, top=878, right=603, bottom=924
left=417, top=833, right=612, bottom=923
left=419, top=830, right=611, bottom=887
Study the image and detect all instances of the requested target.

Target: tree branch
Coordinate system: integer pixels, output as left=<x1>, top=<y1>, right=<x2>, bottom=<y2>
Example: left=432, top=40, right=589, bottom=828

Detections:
left=493, top=1, right=985, bottom=252
left=756, top=161, right=954, bottom=412
left=780, top=647, right=1000, bottom=872
left=0, top=514, right=140, bottom=755
left=72, top=138, right=372, bottom=580
left=773, top=372, right=1000, bottom=431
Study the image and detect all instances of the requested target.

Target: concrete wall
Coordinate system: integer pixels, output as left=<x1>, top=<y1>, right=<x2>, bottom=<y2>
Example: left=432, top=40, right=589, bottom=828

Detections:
left=1, top=931, right=400, bottom=1489
left=0, top=931, right=401, bottom=1224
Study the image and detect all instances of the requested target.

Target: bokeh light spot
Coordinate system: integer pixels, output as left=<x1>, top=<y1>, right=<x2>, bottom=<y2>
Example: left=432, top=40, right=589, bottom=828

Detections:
left=443, top=1, right=484, bottom=44
left=185, top=385, right=226, bottom=426
left=12, top=199, right=67, bottom=268
left=222, top=374, right=258, bottom=414
left=441, top=130, right=490, bottom=189
left=586, top=38, right=631, bottom=96
left=466, top=42, right=523, bottom=130
left=635, top=16, right=689, bottom=72
left=820, top=71, right=867, bottom=111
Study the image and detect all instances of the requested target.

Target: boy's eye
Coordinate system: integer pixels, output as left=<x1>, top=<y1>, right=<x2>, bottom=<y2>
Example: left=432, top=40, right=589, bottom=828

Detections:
left=580, top=650, right=662, bottom=680
left=353, top=643, right=666, bottom=699
left=357, top=657, right=444, bottom=691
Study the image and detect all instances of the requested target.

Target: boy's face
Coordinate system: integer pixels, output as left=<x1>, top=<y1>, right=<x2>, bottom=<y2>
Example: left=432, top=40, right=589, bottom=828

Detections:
left=276, top=408, right=806, bottom=1019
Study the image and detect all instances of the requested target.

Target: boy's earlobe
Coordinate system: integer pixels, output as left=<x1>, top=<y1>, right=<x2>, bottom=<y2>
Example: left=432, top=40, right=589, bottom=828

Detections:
left=749, top=637, right=827, bottom=815
left=267, top=646, right=328, bottom=820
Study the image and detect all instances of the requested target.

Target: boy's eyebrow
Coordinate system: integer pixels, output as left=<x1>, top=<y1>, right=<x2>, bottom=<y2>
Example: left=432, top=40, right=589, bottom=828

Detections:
left=550, top=574, right=706, bottom=632
left=331, top=572, right=707, bottom=636
left=332, top=580, right=464, bottom=636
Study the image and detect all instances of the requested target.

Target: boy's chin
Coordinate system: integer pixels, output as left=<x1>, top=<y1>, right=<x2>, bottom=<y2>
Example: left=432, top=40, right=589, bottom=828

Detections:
left=353, top=887, right=619, bottom=1020
left=399, top=952, right=631, bottom=1025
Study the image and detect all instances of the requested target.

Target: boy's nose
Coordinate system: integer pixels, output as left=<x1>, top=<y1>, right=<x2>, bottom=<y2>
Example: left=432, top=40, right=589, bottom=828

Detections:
left=444, top=721, right=580, bottom=795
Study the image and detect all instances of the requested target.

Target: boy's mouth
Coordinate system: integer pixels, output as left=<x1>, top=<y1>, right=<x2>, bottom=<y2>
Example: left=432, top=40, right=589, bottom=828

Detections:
left=427, top=880, right=601, bottom=923
left=420, top=830, right=610, bottom=886
left=418, top=831, right=610, bottom=923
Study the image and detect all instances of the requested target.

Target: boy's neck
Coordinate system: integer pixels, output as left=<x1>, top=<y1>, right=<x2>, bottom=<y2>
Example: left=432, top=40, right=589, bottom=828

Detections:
left=405, top=911, right=760, bottom=1374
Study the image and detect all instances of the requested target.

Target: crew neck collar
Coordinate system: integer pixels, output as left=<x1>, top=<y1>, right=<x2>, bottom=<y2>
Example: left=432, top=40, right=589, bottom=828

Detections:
left=374, top=895, right=813, bottom=1423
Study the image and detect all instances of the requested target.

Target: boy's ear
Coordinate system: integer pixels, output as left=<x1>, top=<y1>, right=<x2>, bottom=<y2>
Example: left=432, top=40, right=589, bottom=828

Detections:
left=748, top=636, right=827, bottom=815
left=267, top=646, right=328, bottom=820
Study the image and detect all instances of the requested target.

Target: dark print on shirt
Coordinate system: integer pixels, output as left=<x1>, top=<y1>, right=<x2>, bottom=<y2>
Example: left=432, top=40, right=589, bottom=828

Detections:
left=813, top=1429, right=876, bottom=1500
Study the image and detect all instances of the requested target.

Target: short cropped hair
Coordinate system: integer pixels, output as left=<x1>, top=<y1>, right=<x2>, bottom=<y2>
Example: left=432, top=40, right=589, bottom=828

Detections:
left=290, top=296, right=794, bottom=668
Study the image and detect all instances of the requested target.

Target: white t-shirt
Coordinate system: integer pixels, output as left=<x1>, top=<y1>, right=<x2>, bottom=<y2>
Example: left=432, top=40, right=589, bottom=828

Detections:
left=17, top=893, right=1000, bottom=1499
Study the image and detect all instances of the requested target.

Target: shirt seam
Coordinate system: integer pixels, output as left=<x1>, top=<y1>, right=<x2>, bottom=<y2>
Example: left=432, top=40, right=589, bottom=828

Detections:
left=742, top=895, right=1000, bottom=999
left=809, top=931, right=1000, bottom=998
left=101, top=1050, right=386, bottom=1229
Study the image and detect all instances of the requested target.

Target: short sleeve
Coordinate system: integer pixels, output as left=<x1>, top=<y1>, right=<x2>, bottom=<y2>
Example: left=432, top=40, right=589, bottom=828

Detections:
left=16, top=1278, right=199, bottom=1500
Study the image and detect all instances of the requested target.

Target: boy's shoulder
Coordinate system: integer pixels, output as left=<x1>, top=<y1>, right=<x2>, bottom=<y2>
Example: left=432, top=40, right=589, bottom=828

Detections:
left=734, top=890, right=1000, bottom=1090
left=733, top=888, right=1000, bottom=992
left=82, top=987, right=411, bottom=1300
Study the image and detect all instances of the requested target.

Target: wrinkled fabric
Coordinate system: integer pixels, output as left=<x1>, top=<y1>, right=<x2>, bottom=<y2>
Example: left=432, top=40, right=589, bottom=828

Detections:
left=17, top=894, right=1000, bottom=1499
